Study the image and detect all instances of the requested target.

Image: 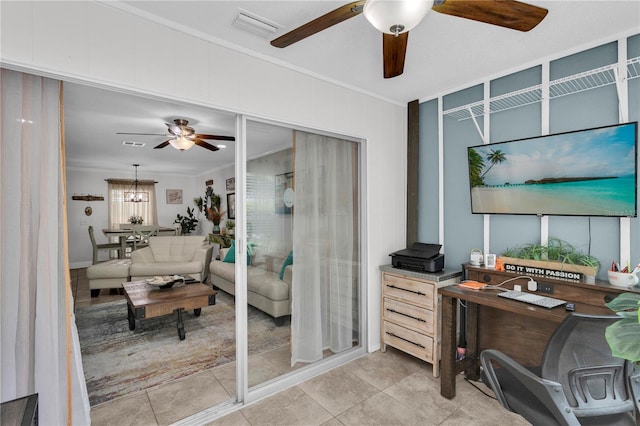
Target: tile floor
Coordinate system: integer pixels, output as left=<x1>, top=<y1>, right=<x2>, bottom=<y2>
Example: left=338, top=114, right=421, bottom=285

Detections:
left=72, top=269, right=529, bottom=426
left=88, top=347, right=529, bottom=426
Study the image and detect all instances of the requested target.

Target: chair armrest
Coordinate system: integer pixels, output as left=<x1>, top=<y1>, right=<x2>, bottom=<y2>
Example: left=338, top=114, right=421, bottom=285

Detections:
left=130, top=247, right=154, bottom=263
left=480, top=349, right=580, bottom=426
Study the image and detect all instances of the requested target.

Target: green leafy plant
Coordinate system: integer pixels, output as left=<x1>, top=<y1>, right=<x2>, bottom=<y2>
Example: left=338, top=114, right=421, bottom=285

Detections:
left=129, top=215, right=143, bottom=225
left=193, top=196, right=204, bottom=213
left=174, top=207, right=198, bottom=235
left=502, top=237, right=600, bottom=270
left=605, top=292, right=640, bottom=362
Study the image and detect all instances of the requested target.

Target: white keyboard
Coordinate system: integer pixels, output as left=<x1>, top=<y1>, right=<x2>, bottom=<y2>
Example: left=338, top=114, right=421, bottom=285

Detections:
left=497, top=290, right=567, bottom=309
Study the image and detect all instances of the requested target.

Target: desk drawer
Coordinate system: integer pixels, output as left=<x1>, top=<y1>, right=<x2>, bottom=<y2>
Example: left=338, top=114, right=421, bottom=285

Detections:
left=383, top=321, right=433, bottom=362
left=383, top=297, right=434, bottom=334
left=383, top=274, right=434, bottom=308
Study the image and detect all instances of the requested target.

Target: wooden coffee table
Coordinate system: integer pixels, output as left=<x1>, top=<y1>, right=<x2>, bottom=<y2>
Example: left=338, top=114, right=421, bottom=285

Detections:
left=123, top=280, right=217, bottom=340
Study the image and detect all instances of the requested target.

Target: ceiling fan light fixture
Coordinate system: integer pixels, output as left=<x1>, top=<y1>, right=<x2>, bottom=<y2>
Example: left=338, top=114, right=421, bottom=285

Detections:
left=169, top=136, right=195, bottom=151
left=363, top=0, right=433, bottom=35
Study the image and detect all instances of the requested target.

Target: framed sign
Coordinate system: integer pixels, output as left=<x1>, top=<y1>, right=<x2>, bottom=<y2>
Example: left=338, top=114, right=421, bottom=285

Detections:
left=226, top=177, right=235, bottom=191
left=227, top=193, right=236, bottom=219
left=166, top=189, right=183, bottom=204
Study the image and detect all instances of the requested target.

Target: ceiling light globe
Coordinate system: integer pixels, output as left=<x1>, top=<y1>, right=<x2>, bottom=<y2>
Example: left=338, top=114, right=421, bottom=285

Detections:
left=363, top=0, right=433, bottom=35
left=169, top=137, right=195, bottom=151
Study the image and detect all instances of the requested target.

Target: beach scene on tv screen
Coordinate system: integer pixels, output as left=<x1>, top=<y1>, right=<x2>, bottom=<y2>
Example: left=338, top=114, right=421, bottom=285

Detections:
left=468, top=123, right=637, bottom=217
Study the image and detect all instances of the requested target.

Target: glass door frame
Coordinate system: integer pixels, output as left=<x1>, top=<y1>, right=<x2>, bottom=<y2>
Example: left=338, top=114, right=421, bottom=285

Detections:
left=167, top=114, right=370, bottom=425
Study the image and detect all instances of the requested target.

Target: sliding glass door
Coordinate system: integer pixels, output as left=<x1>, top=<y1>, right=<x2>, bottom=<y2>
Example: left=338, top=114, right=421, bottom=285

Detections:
left=243, top=120, right=362, bottom=390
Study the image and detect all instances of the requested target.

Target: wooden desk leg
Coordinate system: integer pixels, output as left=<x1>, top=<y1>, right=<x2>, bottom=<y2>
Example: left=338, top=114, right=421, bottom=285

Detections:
left=440, top=294, right=457, bottom=399
left=465, top=302, right=480, bottom=380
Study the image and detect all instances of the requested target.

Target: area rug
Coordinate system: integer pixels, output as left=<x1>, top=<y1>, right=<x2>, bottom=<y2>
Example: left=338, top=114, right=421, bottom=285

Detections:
left=75, top=291, right=290, bottom=406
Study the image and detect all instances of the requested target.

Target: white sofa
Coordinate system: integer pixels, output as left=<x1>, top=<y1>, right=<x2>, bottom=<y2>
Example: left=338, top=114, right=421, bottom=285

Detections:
left=209, top=246, right=292, bottom=325
left=129, top=236, right=213, bottom=282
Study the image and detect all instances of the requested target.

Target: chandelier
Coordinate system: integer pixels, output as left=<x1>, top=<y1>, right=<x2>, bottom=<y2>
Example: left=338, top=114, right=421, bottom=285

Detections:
left=125, top=164, right=149, bottom=203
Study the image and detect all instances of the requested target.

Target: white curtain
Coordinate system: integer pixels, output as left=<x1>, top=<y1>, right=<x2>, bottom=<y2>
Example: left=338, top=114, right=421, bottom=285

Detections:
left=107, top=180, right=158, bottom=228
left=0, top=69, right=90, bottom=424
left=291, top=131, right=356, bottom=365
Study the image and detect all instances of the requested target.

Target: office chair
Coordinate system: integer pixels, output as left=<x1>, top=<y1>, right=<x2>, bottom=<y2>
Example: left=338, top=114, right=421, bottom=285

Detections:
left=88, top=226, right=122, bottom=264
left=480, top=313, right=640, bottom=426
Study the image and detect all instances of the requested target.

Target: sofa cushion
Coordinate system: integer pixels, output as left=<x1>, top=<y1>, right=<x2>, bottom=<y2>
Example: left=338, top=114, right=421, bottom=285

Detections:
left=87, top=259, right=131, bottom=279
left=148, top=235, right=207, bottom=262
left=210, top=260, right=290, bottom=301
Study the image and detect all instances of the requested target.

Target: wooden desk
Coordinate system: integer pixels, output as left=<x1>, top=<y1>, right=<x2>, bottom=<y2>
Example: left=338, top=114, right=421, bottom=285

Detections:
left=438, top=264, right=637, bottom=399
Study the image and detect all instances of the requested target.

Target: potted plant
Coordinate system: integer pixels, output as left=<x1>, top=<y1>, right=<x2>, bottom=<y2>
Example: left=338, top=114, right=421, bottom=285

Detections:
left=174, top=207, right=198, bottom=235
left=500, top=237, right=600, bottom=280
left=605, top=292, right=640, bottom=362
left=129, top=215, right=143, bottom=225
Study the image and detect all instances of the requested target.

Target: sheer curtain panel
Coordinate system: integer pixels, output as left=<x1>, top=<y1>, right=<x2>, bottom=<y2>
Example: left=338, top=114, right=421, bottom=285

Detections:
left=107, top=179, right=158, bottom=228
left=291, top=131, right=357, bottom=365
left=0, top=70, right=90, bottom=424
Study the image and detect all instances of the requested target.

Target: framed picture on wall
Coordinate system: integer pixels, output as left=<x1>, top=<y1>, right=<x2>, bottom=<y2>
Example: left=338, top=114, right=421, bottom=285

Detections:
left=227, top=193, right=236, bottom=219
left=226, top=178, right=235, bottom=191
left=275, top=172, right=293, bottom=214
left=166, top=189, right=183, bottom=204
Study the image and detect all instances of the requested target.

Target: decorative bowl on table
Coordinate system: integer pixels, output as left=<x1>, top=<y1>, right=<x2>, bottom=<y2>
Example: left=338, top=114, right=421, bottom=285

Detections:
left=146, top=275, right=185, bottom=289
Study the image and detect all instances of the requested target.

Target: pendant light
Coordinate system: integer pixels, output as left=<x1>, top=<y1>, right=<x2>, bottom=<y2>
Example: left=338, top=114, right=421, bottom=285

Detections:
left=125, top=164, right=149, bottom=203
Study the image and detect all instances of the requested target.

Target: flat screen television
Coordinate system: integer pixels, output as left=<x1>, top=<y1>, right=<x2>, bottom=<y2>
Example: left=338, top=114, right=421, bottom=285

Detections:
left=467, top=122, right=638, bottom=217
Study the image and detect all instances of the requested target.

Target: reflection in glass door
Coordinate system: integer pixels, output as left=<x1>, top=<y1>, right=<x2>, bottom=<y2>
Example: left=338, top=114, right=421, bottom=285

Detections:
left=244, top=121, right=361, bottom=389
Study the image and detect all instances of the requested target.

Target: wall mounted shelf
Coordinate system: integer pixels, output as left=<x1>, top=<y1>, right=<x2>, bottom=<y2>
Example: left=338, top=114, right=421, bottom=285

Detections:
left=72, top=195, right=104, bottom=201
left=444, top=56, right=640, bottom=121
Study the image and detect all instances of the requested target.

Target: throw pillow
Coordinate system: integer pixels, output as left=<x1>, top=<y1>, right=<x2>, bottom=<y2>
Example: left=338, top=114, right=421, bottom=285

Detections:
left=222, top=240, right=253, bottom=265
left=223, top=241, right=236, bottom=263
left=279, top=250, right=293, bottom=280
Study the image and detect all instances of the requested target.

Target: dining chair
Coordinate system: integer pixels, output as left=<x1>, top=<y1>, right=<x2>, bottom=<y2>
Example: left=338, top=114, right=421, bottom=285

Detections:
left=88, top=225, right=122, bottom=264
left=131, top=225, right=159, bottom=250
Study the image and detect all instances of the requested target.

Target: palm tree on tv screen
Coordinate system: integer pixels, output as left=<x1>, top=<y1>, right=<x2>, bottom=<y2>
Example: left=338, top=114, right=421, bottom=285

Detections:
left=468, top=148, right=485, bottom=187
left=480, top=149, right=507, bottom=181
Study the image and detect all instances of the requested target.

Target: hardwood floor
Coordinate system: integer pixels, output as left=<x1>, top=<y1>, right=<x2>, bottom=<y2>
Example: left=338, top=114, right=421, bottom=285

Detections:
left=70, top=267, right=123, bottom=310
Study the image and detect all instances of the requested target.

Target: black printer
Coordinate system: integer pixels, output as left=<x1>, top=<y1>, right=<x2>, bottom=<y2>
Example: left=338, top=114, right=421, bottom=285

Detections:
left=390, top=242, right=444, bottom=273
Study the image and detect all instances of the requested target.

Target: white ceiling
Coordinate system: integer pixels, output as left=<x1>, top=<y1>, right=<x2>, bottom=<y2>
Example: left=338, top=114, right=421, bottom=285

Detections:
left=64, top=0, right=640, bottom=176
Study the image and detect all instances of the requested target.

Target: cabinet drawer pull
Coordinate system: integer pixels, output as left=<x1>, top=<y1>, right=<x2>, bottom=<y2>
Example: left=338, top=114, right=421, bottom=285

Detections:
left=385, top=332, right=426, bottom=349
left=386, top=308, right=426, bottom=322
left=386, top=284, right=425, bottom=296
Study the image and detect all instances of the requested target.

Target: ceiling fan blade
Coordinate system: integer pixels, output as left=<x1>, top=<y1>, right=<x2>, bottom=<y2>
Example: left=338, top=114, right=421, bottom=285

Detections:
left=195, top=133, right=236, bottom=142
left=153, top=140, right=171, bottom=149
left=116, top=132, right=167, bottom=136
left=383, top=33, right=408, bottom=79
left=432, top=0, right=548, bottom=32
left=271, top=1, right=365, bottom=48
left=194, top=139, right=220, bottom=152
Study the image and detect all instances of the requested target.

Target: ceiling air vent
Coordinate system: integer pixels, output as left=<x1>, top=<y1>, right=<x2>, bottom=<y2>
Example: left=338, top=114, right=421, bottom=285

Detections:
left=122, top=141, right=146, bottom=148
left=233, top=9, right=280, bottom=38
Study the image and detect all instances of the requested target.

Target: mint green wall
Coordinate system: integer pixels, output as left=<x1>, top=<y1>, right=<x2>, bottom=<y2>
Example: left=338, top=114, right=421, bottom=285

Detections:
left=418, top=34, right=640, bottom=279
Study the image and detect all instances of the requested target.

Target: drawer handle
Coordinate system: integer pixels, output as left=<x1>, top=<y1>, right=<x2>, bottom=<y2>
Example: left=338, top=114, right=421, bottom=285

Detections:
left=386, top=308, right=426, bottom=322
left=387, top=284, right=425, bottom=296
left=386, top=332, right=425, bottom=349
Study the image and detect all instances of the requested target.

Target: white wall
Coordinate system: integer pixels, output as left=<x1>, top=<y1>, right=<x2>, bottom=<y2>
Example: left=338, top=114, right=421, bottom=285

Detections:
left=1, top=1, right=407, bottom=351
left=66, top=167, right=202, bottom=267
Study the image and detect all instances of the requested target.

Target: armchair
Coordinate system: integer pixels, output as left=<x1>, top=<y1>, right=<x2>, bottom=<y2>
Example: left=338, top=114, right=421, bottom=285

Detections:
left=481, top=313, right=640, bottom=426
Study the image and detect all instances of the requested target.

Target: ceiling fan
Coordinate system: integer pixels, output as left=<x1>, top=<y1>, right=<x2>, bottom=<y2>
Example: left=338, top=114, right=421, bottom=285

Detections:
left=271, top=0, right=548, bottom=79
left=117, top=118, right=235, bottom=152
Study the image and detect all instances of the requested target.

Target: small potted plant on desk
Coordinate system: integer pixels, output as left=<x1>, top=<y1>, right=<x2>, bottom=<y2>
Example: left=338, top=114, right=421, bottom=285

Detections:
left=500, top=237, right=600, bottom=282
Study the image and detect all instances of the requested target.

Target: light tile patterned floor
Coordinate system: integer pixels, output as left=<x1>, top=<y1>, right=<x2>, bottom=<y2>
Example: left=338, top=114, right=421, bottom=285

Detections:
left=72, top=269, right=529, bottom=426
